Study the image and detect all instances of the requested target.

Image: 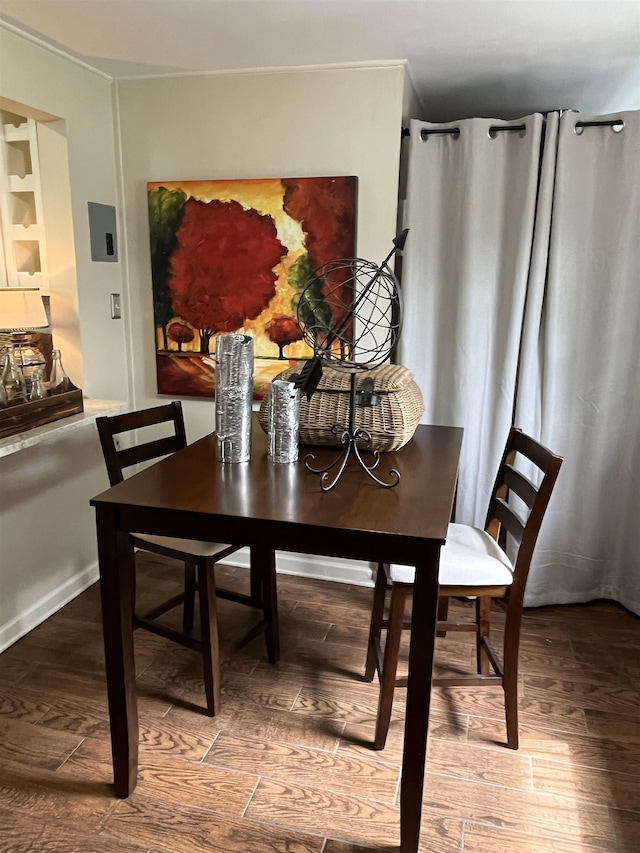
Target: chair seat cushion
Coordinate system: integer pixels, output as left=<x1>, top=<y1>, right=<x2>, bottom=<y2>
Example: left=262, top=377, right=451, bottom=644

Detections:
left=133, top=533, right=234, bottom=559
left=389, top=523, right=514, bottom=587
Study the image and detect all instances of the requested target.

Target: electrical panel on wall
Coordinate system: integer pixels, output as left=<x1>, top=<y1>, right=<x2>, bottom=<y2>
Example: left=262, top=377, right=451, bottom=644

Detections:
left=88, top=202, right=118, bottom=262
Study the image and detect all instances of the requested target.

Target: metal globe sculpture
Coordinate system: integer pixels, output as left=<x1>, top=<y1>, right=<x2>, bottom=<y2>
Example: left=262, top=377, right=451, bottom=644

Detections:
left=298, top=257, right=401, bottom=373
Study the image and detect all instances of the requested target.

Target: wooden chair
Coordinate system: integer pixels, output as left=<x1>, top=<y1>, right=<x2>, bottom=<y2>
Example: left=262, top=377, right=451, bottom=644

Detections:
left=96, top=401, right=279, bottom=717
left=364, top=427, right=562, bottom=750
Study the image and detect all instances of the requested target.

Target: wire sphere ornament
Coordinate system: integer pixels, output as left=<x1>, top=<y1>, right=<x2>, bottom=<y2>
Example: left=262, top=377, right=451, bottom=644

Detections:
left=293, top=230, right=408, bottom=491
left=298, top=257, right=401, bottom=372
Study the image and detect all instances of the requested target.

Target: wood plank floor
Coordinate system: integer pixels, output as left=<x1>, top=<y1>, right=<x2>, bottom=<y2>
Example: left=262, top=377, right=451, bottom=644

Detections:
left=1, top=554, right=639, bottom=852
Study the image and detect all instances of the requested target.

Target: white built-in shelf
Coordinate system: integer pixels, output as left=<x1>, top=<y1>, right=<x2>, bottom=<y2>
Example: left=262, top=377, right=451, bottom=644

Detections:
left=1, top=110, right=48, bottom=289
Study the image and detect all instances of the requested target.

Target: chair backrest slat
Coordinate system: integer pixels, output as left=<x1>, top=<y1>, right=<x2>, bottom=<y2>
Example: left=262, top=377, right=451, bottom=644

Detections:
left=503, top=464, right=537, bottom=508
left=511, top=429, right=556, bottom=473
left=116, top=435, right=184, bottom=472
left=494, top=497, right=524, bottom=544
left=96, top=401, right=187, bottom=486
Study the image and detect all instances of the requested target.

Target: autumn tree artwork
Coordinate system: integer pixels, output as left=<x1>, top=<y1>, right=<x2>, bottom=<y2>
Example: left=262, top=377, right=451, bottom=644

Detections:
left=148, top=177, right=357, bottom=399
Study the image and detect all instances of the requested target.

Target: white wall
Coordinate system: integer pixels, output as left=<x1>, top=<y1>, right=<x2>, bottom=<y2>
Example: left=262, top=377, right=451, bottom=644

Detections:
left=0, top=36, right=411, bottom=645
left=114, top=63, right=407, bottom=586
left=403, top=69, right=424, bottom=125
left=116, top=64, right=406, bottom=439
left=0, top=26, right=128, bottom=402
left=398, top=69, right=424, bottom=234
left=37, top=119, right=84, bottom=388
left=0, top=27, right=125, bottom=649
left=0, top=427, right=109, bottom=649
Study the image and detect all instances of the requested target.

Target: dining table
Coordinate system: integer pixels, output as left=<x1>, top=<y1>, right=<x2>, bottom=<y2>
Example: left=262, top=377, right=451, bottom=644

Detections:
left=90, top=412, right=462, bottom=852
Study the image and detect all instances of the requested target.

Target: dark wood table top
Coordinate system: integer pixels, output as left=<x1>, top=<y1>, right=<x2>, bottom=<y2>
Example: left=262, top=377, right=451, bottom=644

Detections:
left=91, top=415, right=463, bottom=566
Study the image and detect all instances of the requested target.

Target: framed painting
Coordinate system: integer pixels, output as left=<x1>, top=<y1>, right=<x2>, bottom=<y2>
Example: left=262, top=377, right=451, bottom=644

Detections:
left=147, top=176, right=357, bottom=400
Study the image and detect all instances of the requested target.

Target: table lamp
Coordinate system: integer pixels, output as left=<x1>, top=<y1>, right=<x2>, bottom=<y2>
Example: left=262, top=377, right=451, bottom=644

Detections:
left=0, top=287, right=49, bottom=378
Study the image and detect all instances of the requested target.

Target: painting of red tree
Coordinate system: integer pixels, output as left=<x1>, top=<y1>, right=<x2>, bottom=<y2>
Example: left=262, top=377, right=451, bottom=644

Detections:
left=167, top=322, right=194, bottom=351
left=170, top=198, right=284, bottom=355
left=266, top=316, right=304, bottom=359
left=148, top=176, right=357, bottom=399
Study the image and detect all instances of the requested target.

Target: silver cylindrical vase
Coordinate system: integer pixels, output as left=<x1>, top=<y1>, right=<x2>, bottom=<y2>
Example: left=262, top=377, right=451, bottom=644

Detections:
left=214, top=333, right=254, bottom=463
left=268, top=379, right=300, bottom=463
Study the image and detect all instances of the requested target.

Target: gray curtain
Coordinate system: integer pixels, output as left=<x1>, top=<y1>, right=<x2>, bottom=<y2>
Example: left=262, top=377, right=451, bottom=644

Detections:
left=517, top=110, right=640, bottom=615
left=401, top=109, right=640, bottom=616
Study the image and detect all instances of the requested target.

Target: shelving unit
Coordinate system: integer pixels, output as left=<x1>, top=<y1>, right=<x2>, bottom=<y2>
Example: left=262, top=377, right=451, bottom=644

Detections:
left=0, top=109, right=49, bottom=291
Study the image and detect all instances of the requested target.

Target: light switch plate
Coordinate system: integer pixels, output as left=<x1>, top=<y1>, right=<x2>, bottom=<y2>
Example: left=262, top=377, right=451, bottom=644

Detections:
left=110, top=293, right=122, bottom=319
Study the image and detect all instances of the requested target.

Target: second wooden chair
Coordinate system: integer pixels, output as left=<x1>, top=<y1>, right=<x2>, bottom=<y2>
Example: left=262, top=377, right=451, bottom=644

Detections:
left=96, top=401, right=279, bottom=717
left=364, top=427, right=562, bottom=750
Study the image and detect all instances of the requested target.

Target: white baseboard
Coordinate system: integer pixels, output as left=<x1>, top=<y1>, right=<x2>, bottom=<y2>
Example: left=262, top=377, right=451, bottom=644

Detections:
left=0, top=562, right=100, bottom=653
left=0, top=551, right=373, bottom=652
left=220, top=548, right=375, bottom=586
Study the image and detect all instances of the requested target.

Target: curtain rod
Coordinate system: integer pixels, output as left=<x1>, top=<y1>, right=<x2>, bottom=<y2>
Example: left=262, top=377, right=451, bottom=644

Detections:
left=575, top=119, right=624, bottom=130
left=401, top=117, right=624, bottom=140
left=401, top=124, right=525, bottom=140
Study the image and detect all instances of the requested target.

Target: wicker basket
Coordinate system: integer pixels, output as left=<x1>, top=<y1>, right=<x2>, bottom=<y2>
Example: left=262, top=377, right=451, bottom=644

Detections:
left=258, top=363, right=424, bottom=452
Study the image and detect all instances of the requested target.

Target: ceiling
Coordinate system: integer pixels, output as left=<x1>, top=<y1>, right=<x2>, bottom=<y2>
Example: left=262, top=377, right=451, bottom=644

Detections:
left=1, top=0, right=639, bottom=121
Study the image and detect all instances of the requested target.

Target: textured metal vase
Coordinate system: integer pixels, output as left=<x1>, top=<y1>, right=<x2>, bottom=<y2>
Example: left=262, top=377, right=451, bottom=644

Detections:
left=214, top=333, right=254, bottom=463
left=268, top=379, right=301, bottom=463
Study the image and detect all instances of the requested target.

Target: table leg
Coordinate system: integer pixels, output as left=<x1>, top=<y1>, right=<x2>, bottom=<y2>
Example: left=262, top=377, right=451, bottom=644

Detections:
left=95, top=505, right=138, bottom=798
left=400, top=548, right=440, bottom=852
left=249, top=548, right=263, bottom=606
left=250, top=546, right=280, bottom=664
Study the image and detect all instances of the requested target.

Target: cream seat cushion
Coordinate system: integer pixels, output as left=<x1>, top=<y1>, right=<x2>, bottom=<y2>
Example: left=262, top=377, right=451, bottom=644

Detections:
left=389, top=522, right=514, bottom=587
left=133, top=533, right=232, bottom=558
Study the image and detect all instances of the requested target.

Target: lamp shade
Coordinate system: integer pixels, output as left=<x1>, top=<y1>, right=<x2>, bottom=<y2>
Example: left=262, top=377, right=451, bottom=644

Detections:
left=0, top=287, right=49, bottom=331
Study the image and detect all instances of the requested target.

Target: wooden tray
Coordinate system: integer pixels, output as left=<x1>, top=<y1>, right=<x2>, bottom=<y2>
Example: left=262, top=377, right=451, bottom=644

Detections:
left=0, top=389, right=84, bottom=440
